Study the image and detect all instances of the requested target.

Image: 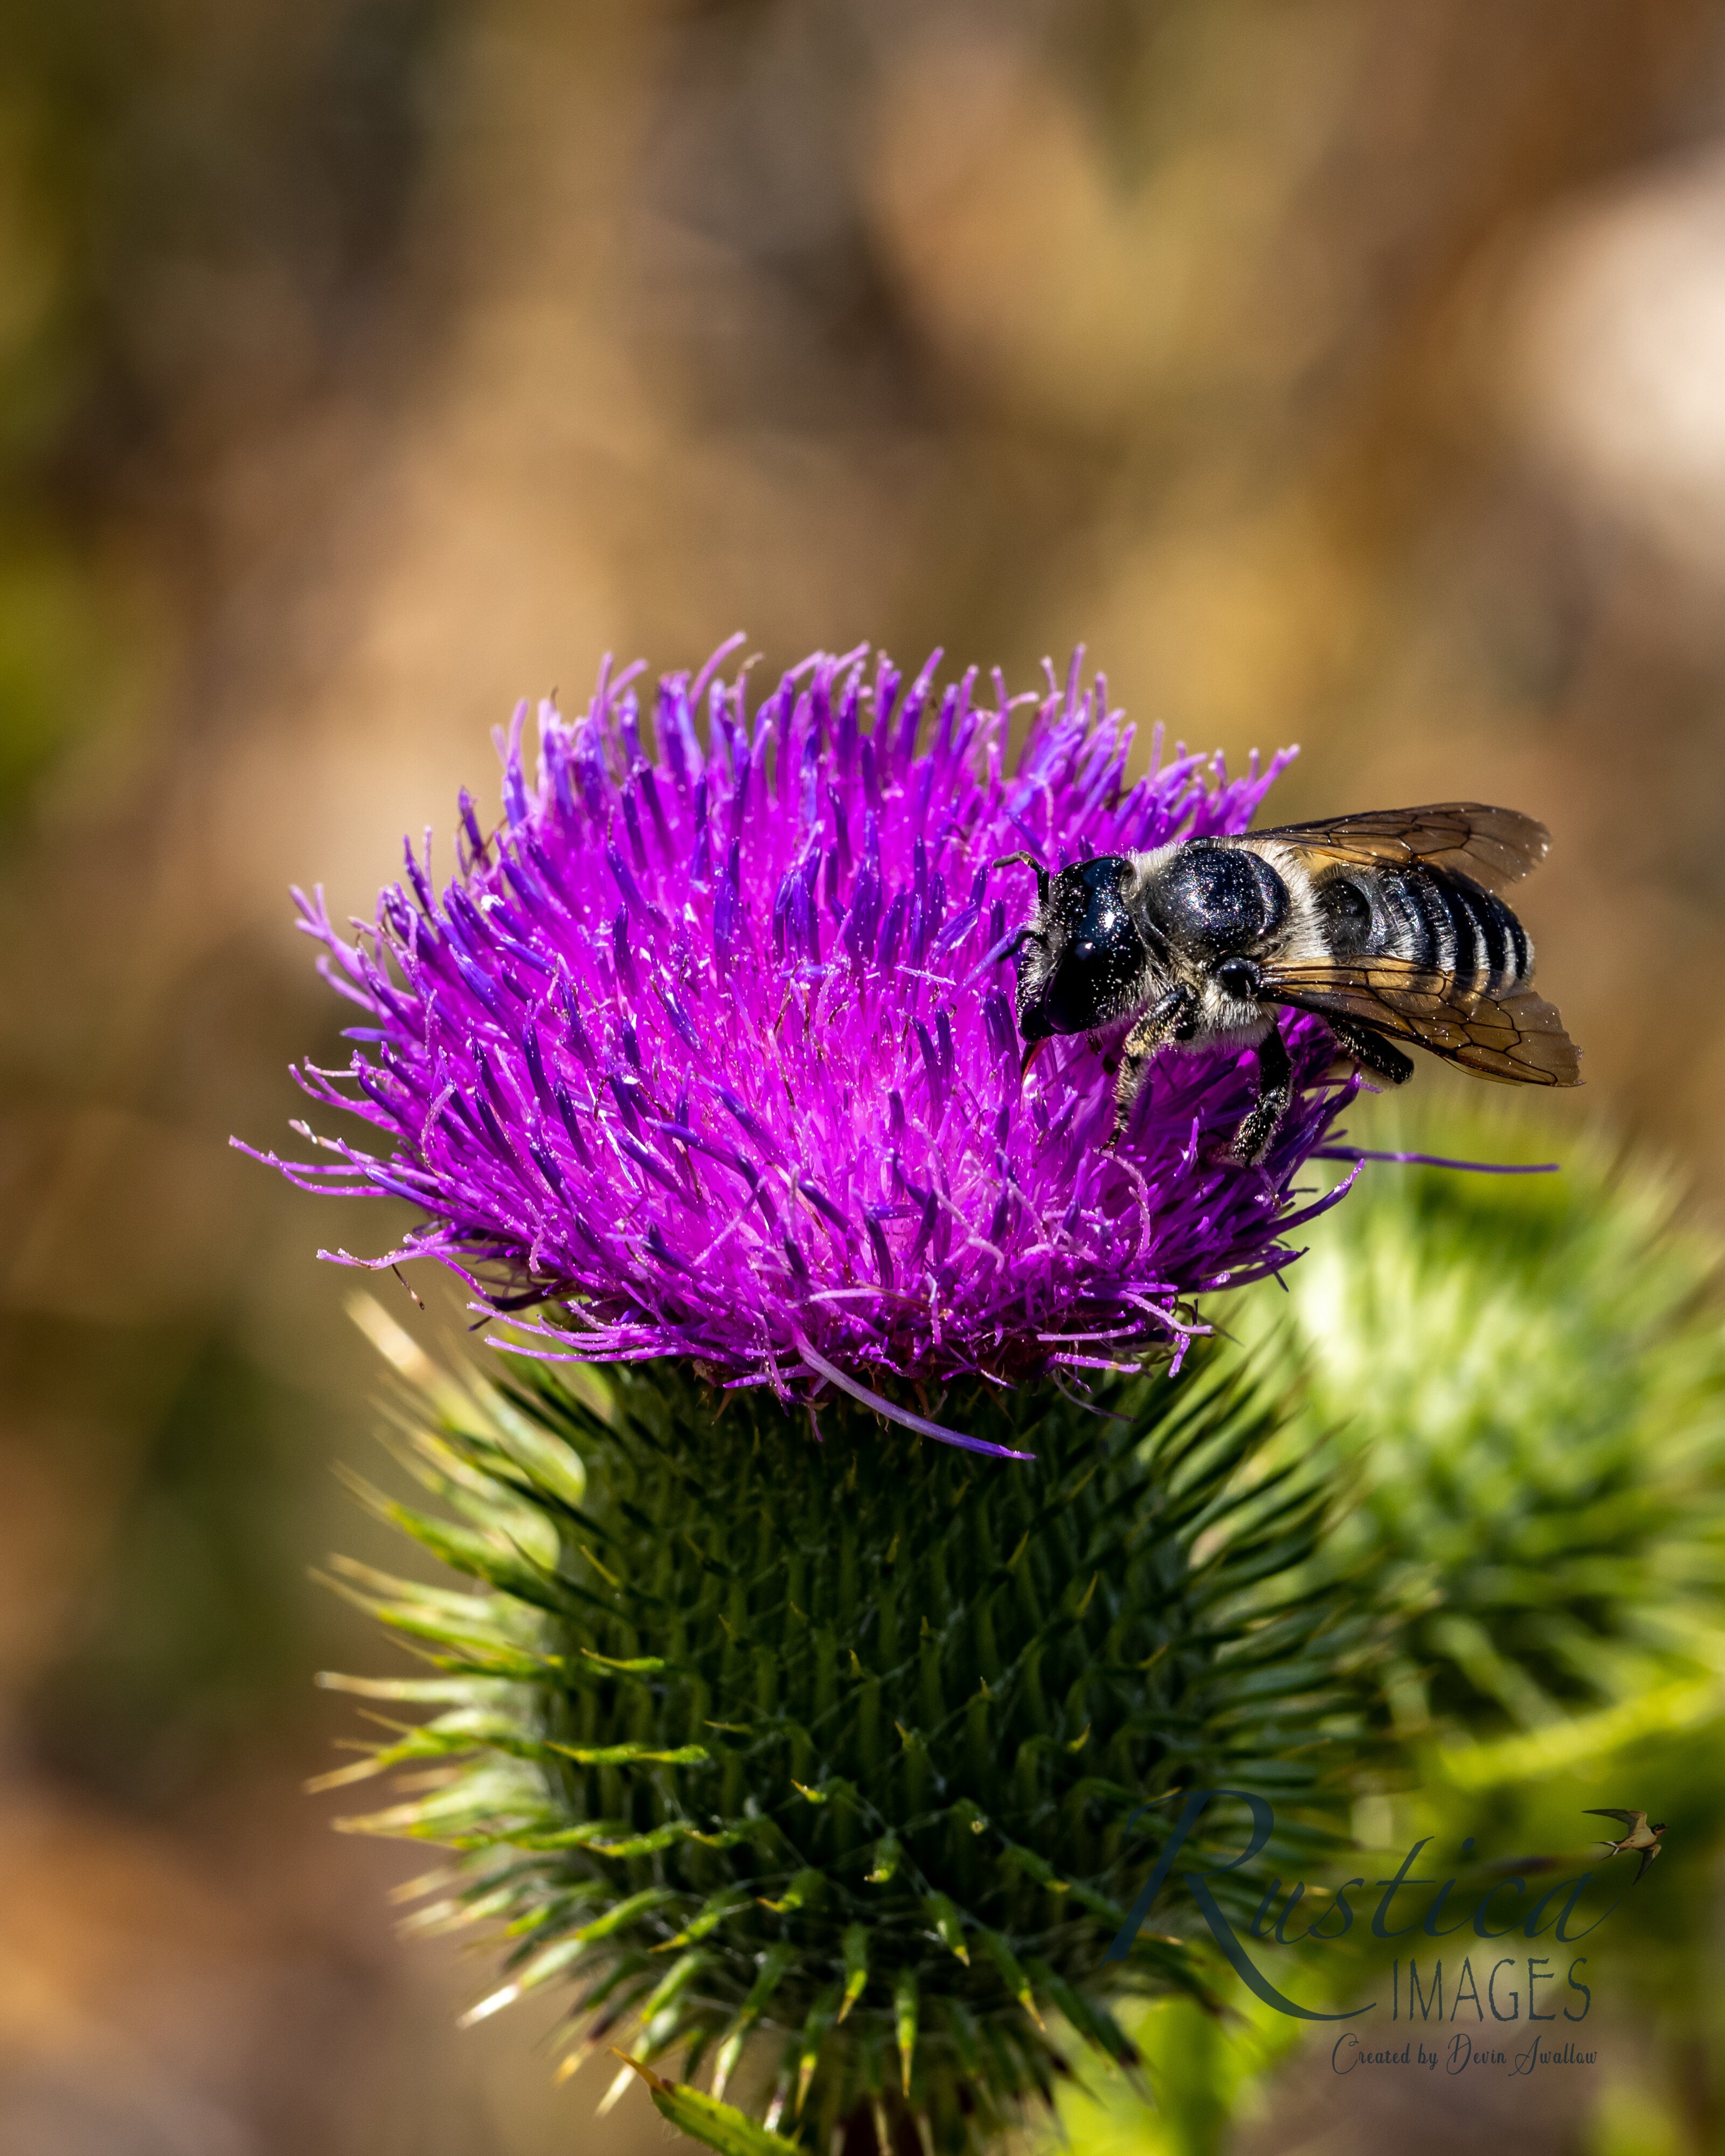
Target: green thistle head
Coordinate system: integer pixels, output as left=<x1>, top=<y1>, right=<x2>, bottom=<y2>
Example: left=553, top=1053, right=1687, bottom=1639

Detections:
left=263, top=649, right=1384, bottom=2155
left=325, top=1310, right=1362, bottom=2155
left=1230, top=1117, right=1725, bottom=1736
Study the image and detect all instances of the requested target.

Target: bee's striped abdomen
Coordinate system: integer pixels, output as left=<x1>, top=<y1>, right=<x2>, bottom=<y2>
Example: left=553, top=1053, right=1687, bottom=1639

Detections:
left=1251, top=804, right=1577, bottom=1090
left=1377, top=868, right=1533, bottom=1000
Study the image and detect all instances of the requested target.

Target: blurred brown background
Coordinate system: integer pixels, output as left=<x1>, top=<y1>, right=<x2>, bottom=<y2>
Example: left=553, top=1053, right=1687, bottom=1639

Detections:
left=4, top=2, right=1725, bottom=2150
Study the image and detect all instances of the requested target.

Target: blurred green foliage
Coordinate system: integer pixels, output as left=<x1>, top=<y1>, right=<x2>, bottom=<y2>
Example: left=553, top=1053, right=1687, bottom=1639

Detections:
left=24, top=1329, right=326, bottom=1803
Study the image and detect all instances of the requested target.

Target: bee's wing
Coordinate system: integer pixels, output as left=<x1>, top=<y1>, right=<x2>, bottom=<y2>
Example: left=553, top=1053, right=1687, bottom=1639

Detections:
left=1259, top=954, right=1582, bottom=1086
left=1251, top=804, right=1549, bottom=892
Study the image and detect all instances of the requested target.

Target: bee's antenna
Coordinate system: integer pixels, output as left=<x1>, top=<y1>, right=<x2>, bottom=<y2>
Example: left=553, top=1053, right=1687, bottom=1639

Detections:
left=991, top=851, right=1050, bottom=905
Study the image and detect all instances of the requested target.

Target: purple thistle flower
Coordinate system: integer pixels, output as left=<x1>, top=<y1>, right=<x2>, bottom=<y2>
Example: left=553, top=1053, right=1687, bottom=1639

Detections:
left=252, top=640, right=1356, bottom=1453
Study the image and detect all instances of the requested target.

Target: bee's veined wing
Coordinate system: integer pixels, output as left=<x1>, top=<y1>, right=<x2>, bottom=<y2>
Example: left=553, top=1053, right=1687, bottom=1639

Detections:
left=1258, top=955, right=1582, bottom=1086
left=1251, top=804, right=1549, bottom=892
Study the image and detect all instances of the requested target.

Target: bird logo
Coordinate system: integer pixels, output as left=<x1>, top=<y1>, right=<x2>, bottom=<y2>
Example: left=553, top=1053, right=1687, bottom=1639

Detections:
left=1583, top=1809, right=1666, bottom=1882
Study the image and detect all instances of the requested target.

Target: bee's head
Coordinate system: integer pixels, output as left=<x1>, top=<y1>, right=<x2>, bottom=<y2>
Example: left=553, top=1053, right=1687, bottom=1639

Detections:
left=1007, top=854, right=1155, bottom=1041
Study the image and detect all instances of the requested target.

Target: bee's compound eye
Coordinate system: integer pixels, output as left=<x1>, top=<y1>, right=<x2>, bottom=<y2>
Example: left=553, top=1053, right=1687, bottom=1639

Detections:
left=1159, top=845, right=1286, bottom=952
left=1022, top=855, right=1148, bottom=1035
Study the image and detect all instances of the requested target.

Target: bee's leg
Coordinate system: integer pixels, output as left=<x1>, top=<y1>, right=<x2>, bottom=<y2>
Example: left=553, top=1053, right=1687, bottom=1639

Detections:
left=1232, top=1022, right=1293, bottom=1166
left=1107, top=984, right=1196, bottom=1148
left=1325, top=1014, right=1414, bottom=1086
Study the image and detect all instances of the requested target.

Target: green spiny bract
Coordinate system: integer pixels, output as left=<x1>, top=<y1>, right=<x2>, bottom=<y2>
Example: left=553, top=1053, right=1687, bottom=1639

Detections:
left=324, top=1328, right=1362, bottom=2155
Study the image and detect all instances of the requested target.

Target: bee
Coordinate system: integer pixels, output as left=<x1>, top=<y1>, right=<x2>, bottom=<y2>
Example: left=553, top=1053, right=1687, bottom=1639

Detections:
left=997, top=804, right=1581, bottom=1163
